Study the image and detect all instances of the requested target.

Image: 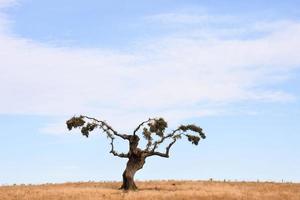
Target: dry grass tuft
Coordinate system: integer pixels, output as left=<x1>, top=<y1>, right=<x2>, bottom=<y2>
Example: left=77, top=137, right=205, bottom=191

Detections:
left=1, top=180, right=299, bottom=200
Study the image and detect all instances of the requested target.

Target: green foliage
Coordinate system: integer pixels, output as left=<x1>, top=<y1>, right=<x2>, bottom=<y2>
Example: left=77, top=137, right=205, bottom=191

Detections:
left=148, top=118, right=168, bottom=137
left=66, top=116, right=99, bottom=137
left=172, top=134, right=182, bottom=140
left=142, top=128, right=153, bottom=150
left=142, top=128, right=152, bottom=141
left=179, top=124, right=206, bottom=139
left=179, top=124, right=202, bottom=132
left=81, top=123, right=98, bottom=137
left=66, top=116, right=85, bottom=130
left=178, top=124, right=206, bottom=145
left=186, top=134, right=200, bottom=145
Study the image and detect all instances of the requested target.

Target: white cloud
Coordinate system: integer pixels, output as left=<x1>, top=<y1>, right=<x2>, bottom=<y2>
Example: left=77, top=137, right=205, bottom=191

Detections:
left=0, top=8, right=300, bottom=133
left=0, top=0, right=16, bottom=33
left=147, top=12, right=234, bottom=25
left=0, top=0, right=15, bottom=8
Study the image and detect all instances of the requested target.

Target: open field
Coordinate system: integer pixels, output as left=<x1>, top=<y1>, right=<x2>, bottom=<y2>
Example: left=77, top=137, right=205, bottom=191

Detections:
left=1, top=180, right=299, bottom=200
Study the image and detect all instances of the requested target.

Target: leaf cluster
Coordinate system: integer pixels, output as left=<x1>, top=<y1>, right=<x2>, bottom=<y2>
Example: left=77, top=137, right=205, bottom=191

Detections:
left=66, top=116, right=85, bottom=130
left=66, top=116, right=99, bottom=137
left=142, top=127, right=153, bottom=149
left=142, top=128, right=152, bottom=140
left=81, top=123, right=98, bottom=137
left=179, top=124, right=206, bottom=145
left=148, top=118, right=168, bottom=137
left=186, top=134, right=200, bottom=145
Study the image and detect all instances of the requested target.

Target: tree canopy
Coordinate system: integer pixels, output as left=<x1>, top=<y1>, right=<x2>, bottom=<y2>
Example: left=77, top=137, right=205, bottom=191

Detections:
left=66, top=115, right=206, bottom=190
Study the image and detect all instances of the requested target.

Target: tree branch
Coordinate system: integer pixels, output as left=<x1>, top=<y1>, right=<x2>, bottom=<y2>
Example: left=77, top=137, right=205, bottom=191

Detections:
left=109, top=138, right=129, bottom=158
left=67, top=115, right=130, bottom=158
left=81, top=115, right=131, bottom=140
left=146, top=139, right=177, bottom=158
left=151, top=128, right=181, bottom=152
left=133, top=118, right=153, bottom=136
left=145, top=127, right=186, bottom=158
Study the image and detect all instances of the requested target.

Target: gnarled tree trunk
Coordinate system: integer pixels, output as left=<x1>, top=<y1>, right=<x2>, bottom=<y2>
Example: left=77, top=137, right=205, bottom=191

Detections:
left=120, top=135, right=145, bottom=190
left=120, top=157, right=145, bottom=190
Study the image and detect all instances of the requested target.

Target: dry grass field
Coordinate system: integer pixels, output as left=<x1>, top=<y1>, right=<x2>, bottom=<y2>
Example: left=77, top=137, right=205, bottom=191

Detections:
left=1, top=180, right=299, bottom=200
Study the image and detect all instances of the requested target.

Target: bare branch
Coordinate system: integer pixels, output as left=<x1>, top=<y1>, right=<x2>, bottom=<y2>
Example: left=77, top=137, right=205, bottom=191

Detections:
left=145, top=128, right=184, bottom=157
left=150, top=123, right=206, bottom=151
left=151, top=128, right=181, bottom=152
left=133, top=118, right=153, bottom=136
left=67, top=115, right=205, bottom=160
left=146, top=139, right=177, bottom=158
left=146, top=123, right=205, bottom=157
left=81, top=115, right=131, bottom=140
left=66, top=115, right=130, bottom=158
left=109, top=138, right=129, bottom=158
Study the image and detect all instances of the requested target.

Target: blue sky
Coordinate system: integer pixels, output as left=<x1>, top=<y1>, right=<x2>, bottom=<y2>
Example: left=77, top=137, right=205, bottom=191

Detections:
left=0, top=0, right=300, bottom=184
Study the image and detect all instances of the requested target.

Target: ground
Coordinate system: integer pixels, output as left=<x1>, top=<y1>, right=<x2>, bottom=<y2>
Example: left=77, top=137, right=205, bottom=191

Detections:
left=1, top=180, right=299, bottom=200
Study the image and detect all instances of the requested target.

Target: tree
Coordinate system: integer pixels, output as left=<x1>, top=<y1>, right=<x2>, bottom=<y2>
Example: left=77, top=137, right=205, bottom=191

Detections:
left=66, top=115, right=206, bottom=190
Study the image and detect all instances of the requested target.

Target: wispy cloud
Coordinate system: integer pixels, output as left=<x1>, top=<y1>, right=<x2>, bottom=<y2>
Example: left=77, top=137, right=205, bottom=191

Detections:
left=0, top=0, right=16, bottom=8
left=1, top=6, right=300, bottom=133
left=147, top=12, right=235, bottom=25
left=0, top=0, right=16, bottom=33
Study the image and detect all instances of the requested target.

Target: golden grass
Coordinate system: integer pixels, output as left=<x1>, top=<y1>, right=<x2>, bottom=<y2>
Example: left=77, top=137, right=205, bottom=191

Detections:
left=1, top=180, right=299, bottom=200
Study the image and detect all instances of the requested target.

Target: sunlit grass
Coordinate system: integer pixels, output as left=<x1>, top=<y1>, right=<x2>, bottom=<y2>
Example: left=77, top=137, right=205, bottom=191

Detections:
left=1, top=180, right=299, bottom=200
